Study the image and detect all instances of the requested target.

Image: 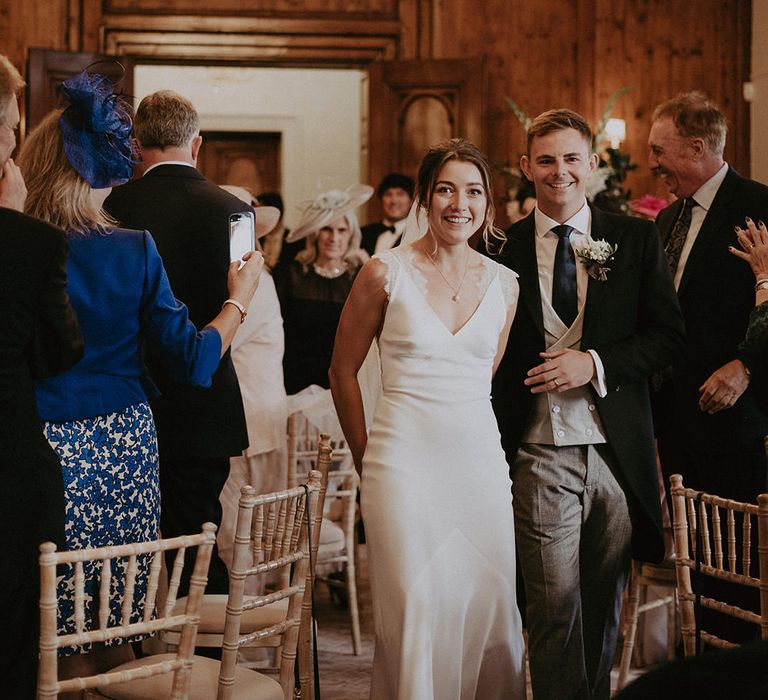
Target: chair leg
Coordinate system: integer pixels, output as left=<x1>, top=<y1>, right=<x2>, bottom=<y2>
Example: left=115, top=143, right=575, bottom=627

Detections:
left=666, top=591, right=677, bottom=662
left=617, top=561, right=641, bottom=690
left=346, top=544, right=362, bottom=655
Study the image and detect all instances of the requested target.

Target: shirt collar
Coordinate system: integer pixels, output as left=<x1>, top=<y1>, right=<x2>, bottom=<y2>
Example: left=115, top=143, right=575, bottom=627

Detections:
left=533, top=200, right=591, bottom=238
left=383, top=218, right=408, bottom=236
left=143, top=160, right=195, bottom=175
left=691, top=162, right=728, bottom=212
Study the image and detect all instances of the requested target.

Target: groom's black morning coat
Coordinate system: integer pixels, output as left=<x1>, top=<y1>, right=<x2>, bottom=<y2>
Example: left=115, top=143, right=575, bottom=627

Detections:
left=492, top=206, right=685, bottom=563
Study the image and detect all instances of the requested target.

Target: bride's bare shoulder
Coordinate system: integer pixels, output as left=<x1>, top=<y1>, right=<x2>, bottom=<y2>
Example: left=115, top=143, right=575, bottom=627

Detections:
left=353, top=256, right=391, bottom=295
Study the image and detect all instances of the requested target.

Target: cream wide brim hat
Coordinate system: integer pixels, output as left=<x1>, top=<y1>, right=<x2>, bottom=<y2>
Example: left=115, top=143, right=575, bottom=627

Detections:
left=285, top=184, right=374, bottom=243
left=219, top=184, right=281, bottom=238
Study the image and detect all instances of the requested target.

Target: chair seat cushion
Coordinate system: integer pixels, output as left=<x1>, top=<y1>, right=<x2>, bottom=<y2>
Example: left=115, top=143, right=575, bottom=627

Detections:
left=319, top=517, right=344, bottom=547
left=172, top=594, right=289, bottom=634
left=97, top=653, right=283, bottom=700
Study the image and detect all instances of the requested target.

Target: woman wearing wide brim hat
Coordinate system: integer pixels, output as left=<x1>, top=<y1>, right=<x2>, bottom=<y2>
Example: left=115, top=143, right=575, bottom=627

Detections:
left=275, top=184, right=373, bottom=394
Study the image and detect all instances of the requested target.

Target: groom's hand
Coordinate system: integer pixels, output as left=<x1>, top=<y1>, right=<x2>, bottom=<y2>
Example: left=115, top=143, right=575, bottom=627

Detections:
left=524, top=348, right=596, bottom=394
left=698, top=359, right=750, bottom=414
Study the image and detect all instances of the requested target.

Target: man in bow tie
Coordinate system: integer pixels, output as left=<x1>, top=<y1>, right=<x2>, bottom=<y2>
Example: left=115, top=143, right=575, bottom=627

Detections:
left=492, top=109, right=684, bottom=700
left=360, top=171, right=414, bottom=255
left=649, top=92, right=768, bottom=642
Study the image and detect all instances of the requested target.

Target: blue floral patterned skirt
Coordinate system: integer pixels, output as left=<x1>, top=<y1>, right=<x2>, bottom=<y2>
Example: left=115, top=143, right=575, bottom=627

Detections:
left=43, top=402, right=160, bottom=656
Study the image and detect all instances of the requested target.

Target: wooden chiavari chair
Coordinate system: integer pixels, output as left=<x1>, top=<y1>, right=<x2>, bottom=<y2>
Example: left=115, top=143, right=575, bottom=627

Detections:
left=38, top=524, right=216, bottom=699
left=669, top=473, right=768, bottom=655
left=287, top=413, right=362, bottom=656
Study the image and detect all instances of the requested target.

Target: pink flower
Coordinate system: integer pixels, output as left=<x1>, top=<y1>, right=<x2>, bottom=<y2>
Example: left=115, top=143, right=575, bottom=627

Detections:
left=630, top=194, right=670, bottom=220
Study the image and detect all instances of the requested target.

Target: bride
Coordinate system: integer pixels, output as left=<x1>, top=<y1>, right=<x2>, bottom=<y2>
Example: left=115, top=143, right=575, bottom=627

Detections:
left=329, top=138, right=526, bottom=699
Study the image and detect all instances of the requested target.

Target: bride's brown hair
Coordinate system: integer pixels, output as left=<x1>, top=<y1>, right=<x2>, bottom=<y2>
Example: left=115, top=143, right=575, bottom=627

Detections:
left=416, top=138, right=504, bottom=249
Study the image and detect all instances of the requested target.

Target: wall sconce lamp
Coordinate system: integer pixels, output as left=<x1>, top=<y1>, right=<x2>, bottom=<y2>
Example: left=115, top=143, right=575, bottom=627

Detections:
left=604, top=118, right=626, bottom=149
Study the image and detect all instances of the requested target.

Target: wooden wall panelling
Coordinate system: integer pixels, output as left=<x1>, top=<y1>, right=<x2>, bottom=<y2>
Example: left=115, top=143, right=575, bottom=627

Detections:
left=593, top=0, right=751, bottom=201
left=429, top=0, right=583, bottom=221
left=0, top=1, right=70, bottom=71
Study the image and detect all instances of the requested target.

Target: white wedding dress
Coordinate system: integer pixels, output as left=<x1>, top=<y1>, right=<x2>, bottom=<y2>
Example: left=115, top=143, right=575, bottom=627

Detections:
left=362, top=247, right=526, bottom=700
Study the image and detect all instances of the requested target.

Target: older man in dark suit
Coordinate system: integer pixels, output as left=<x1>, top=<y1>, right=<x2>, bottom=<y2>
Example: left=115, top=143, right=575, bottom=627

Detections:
left=0, top=54, right=83, bottom=699
left=650, top=91, right=768, bottom=506
left=649, top=92, right=768, bottom=642
left=105, top=90, right=251, bottom=595
left=492, top=109, right=684, bottom=700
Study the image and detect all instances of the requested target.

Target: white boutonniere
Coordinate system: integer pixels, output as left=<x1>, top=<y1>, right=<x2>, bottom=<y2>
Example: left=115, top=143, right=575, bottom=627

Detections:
left=575, top=235, right=617, bottom=281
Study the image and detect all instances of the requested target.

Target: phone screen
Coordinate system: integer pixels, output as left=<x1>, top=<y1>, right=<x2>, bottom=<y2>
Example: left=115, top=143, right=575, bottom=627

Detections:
left=229, top=211, right=255, bottom=266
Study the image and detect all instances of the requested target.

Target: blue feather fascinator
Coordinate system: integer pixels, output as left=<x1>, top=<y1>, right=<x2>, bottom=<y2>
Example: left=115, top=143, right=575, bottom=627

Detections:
left=59, top=69, right=134, bottom=189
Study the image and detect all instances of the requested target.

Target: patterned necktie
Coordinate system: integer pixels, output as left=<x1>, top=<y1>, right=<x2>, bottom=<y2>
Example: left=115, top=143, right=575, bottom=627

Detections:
left=552, top=224, right=578, bottom=327
left=664, top=197, right=696, bottom=276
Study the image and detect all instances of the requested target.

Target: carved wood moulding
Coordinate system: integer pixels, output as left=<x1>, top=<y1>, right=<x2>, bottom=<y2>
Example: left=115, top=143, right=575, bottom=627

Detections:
left=103, top=29, right=398, bottom=63
left=104, top=0, right=398, bottom=20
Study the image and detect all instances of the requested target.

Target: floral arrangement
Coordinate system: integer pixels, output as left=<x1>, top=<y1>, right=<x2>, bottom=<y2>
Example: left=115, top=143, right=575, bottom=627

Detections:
left=575, top=235, right=618, bottom=281
left=629, top=194, right=669, bottom=220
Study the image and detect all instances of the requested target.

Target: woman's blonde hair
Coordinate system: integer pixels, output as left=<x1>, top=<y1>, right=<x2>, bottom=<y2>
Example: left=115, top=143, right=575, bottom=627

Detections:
left=17, top=110, right=115, bottom=234
left=294, top=211, right=367, bottom=270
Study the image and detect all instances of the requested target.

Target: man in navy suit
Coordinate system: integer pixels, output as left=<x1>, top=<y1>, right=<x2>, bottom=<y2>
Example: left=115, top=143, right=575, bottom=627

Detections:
left=0, top=54, right=83, bottom=699
left=492, top=109, right=684, bottom=700
left=650, top=91, right=768, bottom=507
left=105, top=91, right=250, bottom=595
left=649, top=92, right=768, bottom=642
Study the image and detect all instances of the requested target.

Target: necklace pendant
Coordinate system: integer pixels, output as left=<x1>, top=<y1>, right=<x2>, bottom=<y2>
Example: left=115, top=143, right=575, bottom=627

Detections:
left=452, top=293, right=459, bottom=302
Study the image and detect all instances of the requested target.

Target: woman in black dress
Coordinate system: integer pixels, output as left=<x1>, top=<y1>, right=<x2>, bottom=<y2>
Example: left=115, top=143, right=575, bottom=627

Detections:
left=276, top=185, right=372, bottom=394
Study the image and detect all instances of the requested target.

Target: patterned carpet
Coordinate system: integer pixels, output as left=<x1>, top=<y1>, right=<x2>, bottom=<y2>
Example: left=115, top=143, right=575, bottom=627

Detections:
left=314, top=545, right=375, bottom=700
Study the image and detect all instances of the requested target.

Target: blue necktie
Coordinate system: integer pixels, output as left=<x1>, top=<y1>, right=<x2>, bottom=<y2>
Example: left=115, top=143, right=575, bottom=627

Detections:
left=552, top=224, right=577, bottom=327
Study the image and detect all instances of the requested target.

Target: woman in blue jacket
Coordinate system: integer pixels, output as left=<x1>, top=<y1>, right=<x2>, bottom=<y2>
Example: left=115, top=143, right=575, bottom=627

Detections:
left=17, top=70, right=262, bottom=681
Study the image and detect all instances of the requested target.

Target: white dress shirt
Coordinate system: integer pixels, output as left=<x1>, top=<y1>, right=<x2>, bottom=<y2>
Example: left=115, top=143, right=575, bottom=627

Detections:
left=671, top=162, right=729, bottom=289
left=142, top=160, right=193, bottom=175
left=533, top=201, right=608, bottom=397
left=373, top=218, right=408, bottom=254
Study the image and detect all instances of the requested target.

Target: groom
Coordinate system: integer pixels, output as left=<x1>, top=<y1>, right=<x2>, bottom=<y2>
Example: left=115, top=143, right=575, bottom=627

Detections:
left=492, top=109, right=684, bottom=700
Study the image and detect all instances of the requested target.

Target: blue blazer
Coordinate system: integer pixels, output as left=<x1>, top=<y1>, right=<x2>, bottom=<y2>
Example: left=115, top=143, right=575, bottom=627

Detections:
left=35, top=226, right=221, bottom=422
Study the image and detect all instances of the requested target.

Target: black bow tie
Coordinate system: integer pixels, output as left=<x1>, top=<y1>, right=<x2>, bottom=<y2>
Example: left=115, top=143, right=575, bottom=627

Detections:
left=382, top=224, right=396, bottom=233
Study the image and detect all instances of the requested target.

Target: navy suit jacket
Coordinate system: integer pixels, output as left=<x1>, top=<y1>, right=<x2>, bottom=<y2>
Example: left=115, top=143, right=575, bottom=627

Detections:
left=105, top=164, right=249, bottom=459
left=654, top=167, right=768, bottom=455
left=492, top=206, right=685, bottom=563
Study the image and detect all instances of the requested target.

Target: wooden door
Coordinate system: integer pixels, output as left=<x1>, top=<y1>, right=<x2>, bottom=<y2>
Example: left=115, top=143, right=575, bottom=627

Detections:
left=197, top=131, right=281, bottom=196
left=26, top=48, right=135, bottom=132
left=368, top=57, right=486, bottom=222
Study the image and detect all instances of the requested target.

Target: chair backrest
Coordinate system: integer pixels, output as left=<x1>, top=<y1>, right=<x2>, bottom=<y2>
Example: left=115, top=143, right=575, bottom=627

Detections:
left=669, top=473, right=768, bottom=654
left=219, top=470, right=322, bottom=700
left=38, top=524, right=217, bottom=699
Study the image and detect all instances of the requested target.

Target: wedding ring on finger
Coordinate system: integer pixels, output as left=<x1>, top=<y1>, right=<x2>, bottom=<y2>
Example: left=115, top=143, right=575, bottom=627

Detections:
left=552, top=378, right=560, bottom=388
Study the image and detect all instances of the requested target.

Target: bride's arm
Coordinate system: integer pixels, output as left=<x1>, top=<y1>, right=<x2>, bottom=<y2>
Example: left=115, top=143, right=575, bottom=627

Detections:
left=329, top=259, right=389, bottom=475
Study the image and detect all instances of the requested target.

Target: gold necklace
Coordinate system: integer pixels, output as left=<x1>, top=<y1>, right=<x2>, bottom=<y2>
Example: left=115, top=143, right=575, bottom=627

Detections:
left=426, top=251, right=470, bottom=302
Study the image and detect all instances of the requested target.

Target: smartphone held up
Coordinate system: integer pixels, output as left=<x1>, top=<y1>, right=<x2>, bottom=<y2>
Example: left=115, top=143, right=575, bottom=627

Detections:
left=229, top=211, right=255, bottom=268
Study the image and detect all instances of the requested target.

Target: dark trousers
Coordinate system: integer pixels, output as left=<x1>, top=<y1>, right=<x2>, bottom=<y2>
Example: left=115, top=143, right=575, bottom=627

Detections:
left=657, top=432, right=767, bottom=644
left=0, top=576, right=39, bottom=699
left=159, top=456, right=231, bottom=597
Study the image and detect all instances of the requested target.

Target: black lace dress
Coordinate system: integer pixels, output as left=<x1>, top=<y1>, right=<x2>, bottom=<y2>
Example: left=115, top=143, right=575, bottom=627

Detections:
left=275, top=261, right=357, bottom=394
